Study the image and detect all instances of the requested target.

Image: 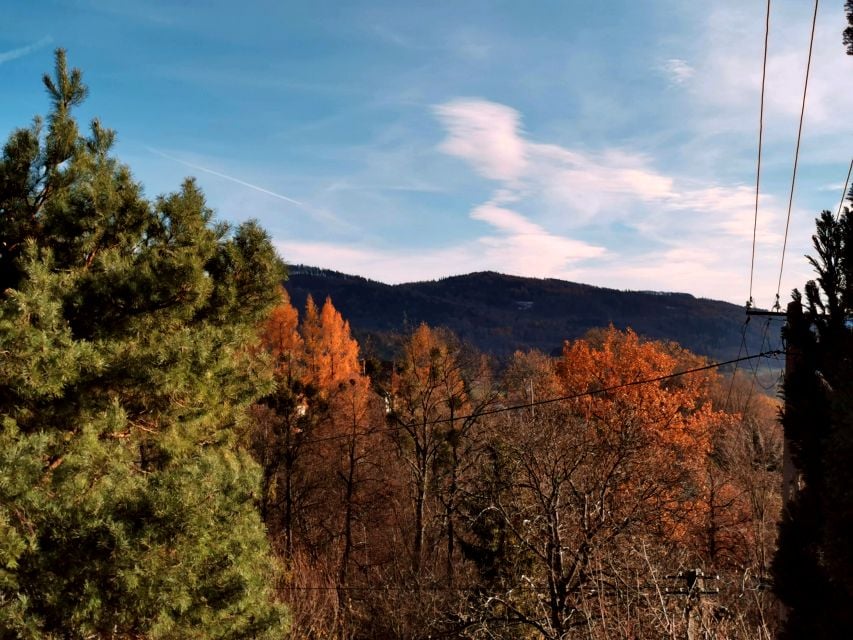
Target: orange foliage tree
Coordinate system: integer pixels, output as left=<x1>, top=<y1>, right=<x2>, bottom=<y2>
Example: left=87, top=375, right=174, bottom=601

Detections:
left=260, top=287, right=303, bottom=380
left=303, top=297, right=382, bottom=593
left=302, top=295, right=362, bottom=392
left=244, top=310, right=780, bottom=639
left=470, top=327, right=732, bottom=638
left=248, top=289, right=307, bottom=556
left=250, top=293, right=390, bottom=637
left=556, top=327, right=726, bottom=542
left=387, top=323, right=470, bottom=578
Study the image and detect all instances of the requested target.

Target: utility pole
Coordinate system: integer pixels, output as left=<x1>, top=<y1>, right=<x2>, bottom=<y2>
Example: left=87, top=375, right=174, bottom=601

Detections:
left=781, top=299, right=803, bottom=506
left=749, top=299, right=803, bottom=628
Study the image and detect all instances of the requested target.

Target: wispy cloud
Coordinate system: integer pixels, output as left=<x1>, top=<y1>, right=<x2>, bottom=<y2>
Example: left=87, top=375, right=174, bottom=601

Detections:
left=435, top=100, right=527, bottom=182
left=434, top=98, right=783, bottom=239
left=471, top=200, right=605, bottom=274
left=430, top=99, right=611, bottom=276
left=275, top=231, right=601, bottom=285
left=690, top=2, right=853, bottom=134
left=661, top=58, right=695, bottom=84
left=430, top=97, right=797, bottom=302
left=0, top=36, right=52, bottom=65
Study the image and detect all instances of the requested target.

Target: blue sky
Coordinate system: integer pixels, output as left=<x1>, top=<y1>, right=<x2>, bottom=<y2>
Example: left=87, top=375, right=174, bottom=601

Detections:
left=2, top=0, right=852, bottom=305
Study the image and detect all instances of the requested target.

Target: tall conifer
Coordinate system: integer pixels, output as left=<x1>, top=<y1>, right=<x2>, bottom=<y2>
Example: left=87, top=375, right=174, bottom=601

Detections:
left=773, top=208, right=853, bottom=637
left=0, top=50, right=287, bottom=638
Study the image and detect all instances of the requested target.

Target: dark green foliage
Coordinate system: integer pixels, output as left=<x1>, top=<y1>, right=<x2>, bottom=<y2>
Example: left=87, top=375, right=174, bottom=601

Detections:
left=773, top=209, right=853, bottom=637
left=285, top=266, right=770, bottom=362
left=0, top=50, right=287, bottom=638
left=456, top=441, right=529, bottom=589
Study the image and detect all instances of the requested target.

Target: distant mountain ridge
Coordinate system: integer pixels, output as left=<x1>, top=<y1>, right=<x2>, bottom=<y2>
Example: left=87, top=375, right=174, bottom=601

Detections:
left=284, top=266, right=775, bottom=363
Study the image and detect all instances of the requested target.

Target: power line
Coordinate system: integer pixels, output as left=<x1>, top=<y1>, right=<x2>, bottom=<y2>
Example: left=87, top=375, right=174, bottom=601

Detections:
left=292, top=350, right=785, bottom=447
left=745, top=318, right=774, bottom=410
left=748, top=0, right=772, bottom=308
left=776, top=0, right=820, bottom=308
left=723, top=318, right=750, bottom=411
left=835, top=158, right=853, bottom=221
left=755, top=324, right=785, bottom=393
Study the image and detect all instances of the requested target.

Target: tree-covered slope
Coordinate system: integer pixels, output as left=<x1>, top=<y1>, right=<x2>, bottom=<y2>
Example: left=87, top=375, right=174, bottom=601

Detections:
left=285, top=266, right=771, bottom=362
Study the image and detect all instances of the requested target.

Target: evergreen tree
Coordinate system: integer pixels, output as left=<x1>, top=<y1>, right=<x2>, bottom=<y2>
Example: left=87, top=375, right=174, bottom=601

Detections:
left=845, top=0, right=853, bottom=55
left=0, top=50, right=288, bottom=638
left=773, top=207, right=853, bottom=637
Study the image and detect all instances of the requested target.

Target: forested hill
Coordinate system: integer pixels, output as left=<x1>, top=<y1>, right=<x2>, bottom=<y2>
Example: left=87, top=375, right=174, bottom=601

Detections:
left=284, top=266, right=772, bottom=362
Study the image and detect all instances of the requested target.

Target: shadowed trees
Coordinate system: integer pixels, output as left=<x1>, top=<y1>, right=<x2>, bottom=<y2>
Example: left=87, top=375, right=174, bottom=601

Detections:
left=773, top=208, right=853, bottom=637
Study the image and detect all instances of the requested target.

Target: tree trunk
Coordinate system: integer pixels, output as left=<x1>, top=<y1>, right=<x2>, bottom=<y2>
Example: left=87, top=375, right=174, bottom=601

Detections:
left=414, top=467, right=426, bottom=577
left=284, top=442, right=294, bottom=559
left=340, top=423, right=357, bottom=586
left=446, top=404, right=457, bottom=587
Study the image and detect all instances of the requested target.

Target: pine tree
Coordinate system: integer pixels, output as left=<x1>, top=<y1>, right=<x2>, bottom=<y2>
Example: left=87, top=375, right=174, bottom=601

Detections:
left=773, top=208, right=853, bottom=637
left=0, top=50, right=288, bottom=638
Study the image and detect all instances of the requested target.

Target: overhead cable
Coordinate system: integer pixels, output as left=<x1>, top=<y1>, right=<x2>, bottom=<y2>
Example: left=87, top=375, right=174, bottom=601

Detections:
left=749, top=0, right=772, bottom=308
left=291, top=350, right=785, bottom=447
left=776, top=0, right=820, bottom=308
left=835, top=158, right=853, bottom=220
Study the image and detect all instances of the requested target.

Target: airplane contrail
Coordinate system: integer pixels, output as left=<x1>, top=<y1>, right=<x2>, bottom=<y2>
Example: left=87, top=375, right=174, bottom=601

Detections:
left=144, top=145, right=369, bottom=236
left=0, top=36, right=53, bottom=65
left=146, top=146, right=303, bottom=206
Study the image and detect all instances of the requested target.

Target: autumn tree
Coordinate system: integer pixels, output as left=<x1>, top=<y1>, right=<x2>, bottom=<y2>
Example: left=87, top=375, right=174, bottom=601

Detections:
left=703, top=371, right=782, bottom=573
left=250, top=294, right=390, bottom=638
left=385, top=323, right=466, bottom=579
left=306, top=297, right=380, bottom=592
left=384, top=323, right=490, bottom=582
left=459, top=329, right=730, bottom=638
left=0, top=50, right=287, bottom=638
left=242, top=307, right=786, bottom=639
left=248, top=289, right=306, bottom=557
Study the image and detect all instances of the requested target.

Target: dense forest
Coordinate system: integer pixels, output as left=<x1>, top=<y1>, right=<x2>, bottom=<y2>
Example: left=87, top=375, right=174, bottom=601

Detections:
left=0, top=51, right=808, bottom=640
left=249, top=292, right=782, bottom=639
left=283, top=267, right=774, bottom=363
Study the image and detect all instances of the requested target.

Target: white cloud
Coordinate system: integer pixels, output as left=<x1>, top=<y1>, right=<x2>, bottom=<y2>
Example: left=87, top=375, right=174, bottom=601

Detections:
left=661, top=58, right=695, bottom=84
left=434, top=99, right=527, bottom=182
left=277, top=231, right=601, bottom=285
left=275, top=241, right=463, bottom=283
left=276, top=188, right=606, bottom=284
left=434, top=97, right=785, bottom=239
left=429, top=97, right=803, bottom=303
left=529, top=144, right=678, bottom=222
left=264, top=82, right=814, bottom=303
left=471, top=200, right=605, bottom=274
left=692, top=1, right=853, bottom=134
left=470, top=202, right=541, bottom=235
